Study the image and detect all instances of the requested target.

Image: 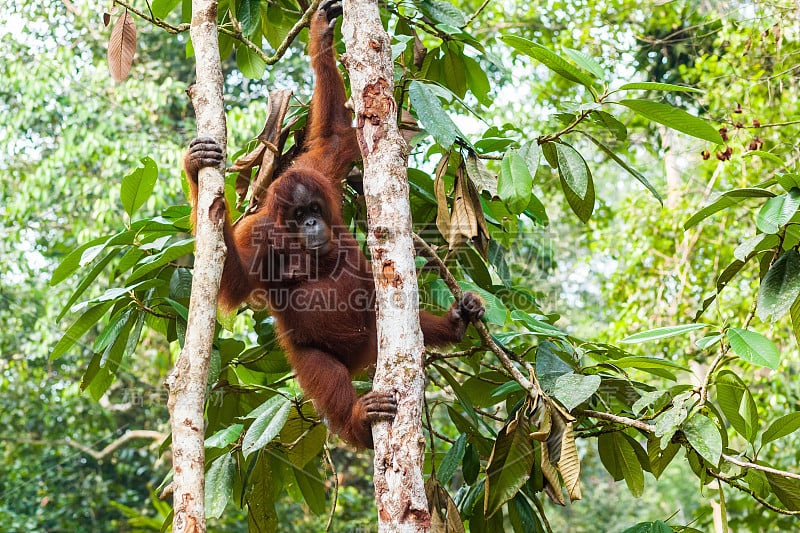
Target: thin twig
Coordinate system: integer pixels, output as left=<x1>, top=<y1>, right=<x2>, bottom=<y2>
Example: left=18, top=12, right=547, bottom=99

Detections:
left=113, top=0, right=322, bottom=65
left=413, top=234, right=540, bottom=400
left=322, top=443, right=338, bottom=532
left=706, top=469, right=800, bottom=516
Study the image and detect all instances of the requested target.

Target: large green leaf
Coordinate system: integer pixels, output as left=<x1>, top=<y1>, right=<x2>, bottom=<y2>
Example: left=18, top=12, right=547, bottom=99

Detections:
left=597, top=432, right=645, bottom=496
left=498, top=149, right=533, bottom=214
left=485, top=413, right=534, bottom=517
left=621, top=323, right=709, bottom=343
left=242, top=395, right=292, bottom=457
left=420, top=0, right=467, bottom=27
left=756, top=189, right=800, bottom=234
left=205, top=453, right=235, bottom=519
left=715, top=370, right=758, bottom=443
left=501, top=36, right=595, bottom=89
left=684, top=188, right=775, bottom=229
left=766, top=472, right=800, bottom=511
left=442, top=43, right=467, bottom=98
left=551, top=374, right=600, bottom=411
left=762, top=413, right=800, bottom=445
left=237, top=0, right=261, bottom=36
left=618, top=82, right=703, bottom=93
left=408, top=81, right=461, bottom=149
left=120, top=157, right=158, bottom=218
left=151, top=0, right=181, bottom=18
left=205, top=424, right=244, bottom=449
left=463, top=55, right=491, bottom=105
left=51, top=302, right=113, bottom=360
left=619, top=99, right=723, bottom=144
left=563, top=47, right=605, bottom=79
left=236, top=44, right=266, bottom=79
left=582, top=132, right=662, bottom=204
left=683, top=414, right=722, bottom=466
left=757, top=249, right=800, bottom=323
left=293, top=461, right=326, bottom=515
left=621, top=520, right=674, bottom=533
left=727, top=327, right=780, bottom=370
left=555, top=143, right=594, bottom=223
left=438, top=433, right=467, bottom=485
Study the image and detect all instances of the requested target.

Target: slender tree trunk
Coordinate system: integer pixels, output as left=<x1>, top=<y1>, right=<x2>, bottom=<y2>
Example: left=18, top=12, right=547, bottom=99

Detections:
left=341, top=1, right=431, bottom=531
left=164, top=1, right=227, bottom=531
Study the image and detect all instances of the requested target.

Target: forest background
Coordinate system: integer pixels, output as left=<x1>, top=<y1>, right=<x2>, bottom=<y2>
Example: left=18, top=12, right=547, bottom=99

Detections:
left=2, top=0, right=800, bottom=531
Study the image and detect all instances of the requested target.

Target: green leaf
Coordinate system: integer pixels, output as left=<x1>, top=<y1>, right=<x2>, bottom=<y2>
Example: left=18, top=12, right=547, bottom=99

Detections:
left=463, top=55, right=491, bottom=106
left=715, top=370, right=758, bottom=443
left=56, top=250, right=117, bottom=322
left=438, top=433, right=466, bottom=485
left=121, top=157, right=158, bottom=218
left=582, top=132, right=662, bottom=204
left=92, top=309, right=133, bottom=353
left=51, top=235, right=111, bottom=285
left=791, top=297, right=800, bottom=351
left=485, top=413, right=534, bottom=517
left=621, top=520, right=675, bottom=533
left=621, top=323, right=709, bottom=344
left=442, top=43, right=467, bottom=98
left=498, top=149, right=533, bottom=214
left=684, top=188, right=776, bottom=229
left=619, top=99, right=723, bottom=144
left=592, top=110, right=627, bottom=141
left=51, top=302, right=113, bottom=360
left=236, top=43, right=266, bottom=79
left=501, top=36, right=595, bottom=89
left=420, top=0, right=466, bottom=27
left=766, top=471, right=800, bottom=511
left=205, top=453, right=235, bottom=519
left=555, top=143, right=595, bottom=223
left=563, top=47, right=606, bottom=79
left=242, top=395, right=292, bottom=457
left=734, top=233, right=780, bottom=262
left=552, top=374, right=601, bottom=411
left=597, top=432, right=645, bottom=497
left=170, top=267, right=193, bottom=299
left=128, top=238, right=195, bottom=281
left=294, top=461, right=326, bottom=515
left=683, top=414, right=722, bottom=466
left=237, top=0, right=261, bottom=36
left=408, top=80, right=461, bottom=149
left=508, top=494, right=543, bottom=533
left=510, top=310, right=565, bottom=337
left=83, top=310, right=137, bottom=400
left=756, top=189, right=800, bottom=234
left=743, top=150, right=785, bottom=166
left=727, top=327, right=780, bottom=370
left=762, top=413, right=800, bottom=445
left=205, top=424, right=244, bottom=449
left=618, top=82, right=703, bottom=93
left=757, top=249, right=800, bottom=323
left=647, top=437, right=680, bottom=479
left=151, top=0, right=181, bottom=19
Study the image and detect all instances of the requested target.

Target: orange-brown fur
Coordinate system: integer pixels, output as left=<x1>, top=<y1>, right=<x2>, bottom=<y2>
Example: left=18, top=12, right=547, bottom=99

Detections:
left=183, top=4, right=483, bottom=448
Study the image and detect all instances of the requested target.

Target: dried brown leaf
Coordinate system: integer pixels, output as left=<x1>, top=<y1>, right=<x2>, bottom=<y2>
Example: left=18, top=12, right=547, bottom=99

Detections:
left=557, top=421, right=582, bottom=501
left=426, top=476, right=465, bottom=533
left=434, top=153, right=452, bottom=242
left=107, top=11, right=137, bottom=82
left=449, top=165, right=477, bottom=248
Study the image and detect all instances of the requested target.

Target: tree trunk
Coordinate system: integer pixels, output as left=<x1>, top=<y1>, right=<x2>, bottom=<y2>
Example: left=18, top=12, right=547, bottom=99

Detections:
left=341, top=1, right=431, bottom=531
left=164, top=1, right=227, bottom=531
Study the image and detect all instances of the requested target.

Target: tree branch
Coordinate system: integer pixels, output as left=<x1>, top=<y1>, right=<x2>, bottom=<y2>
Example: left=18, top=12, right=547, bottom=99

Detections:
left=412, top=233, right=541, bottom=401
left=113, top=0, right=321, bottom=65
left=1, top=430, right=163, bottom=461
